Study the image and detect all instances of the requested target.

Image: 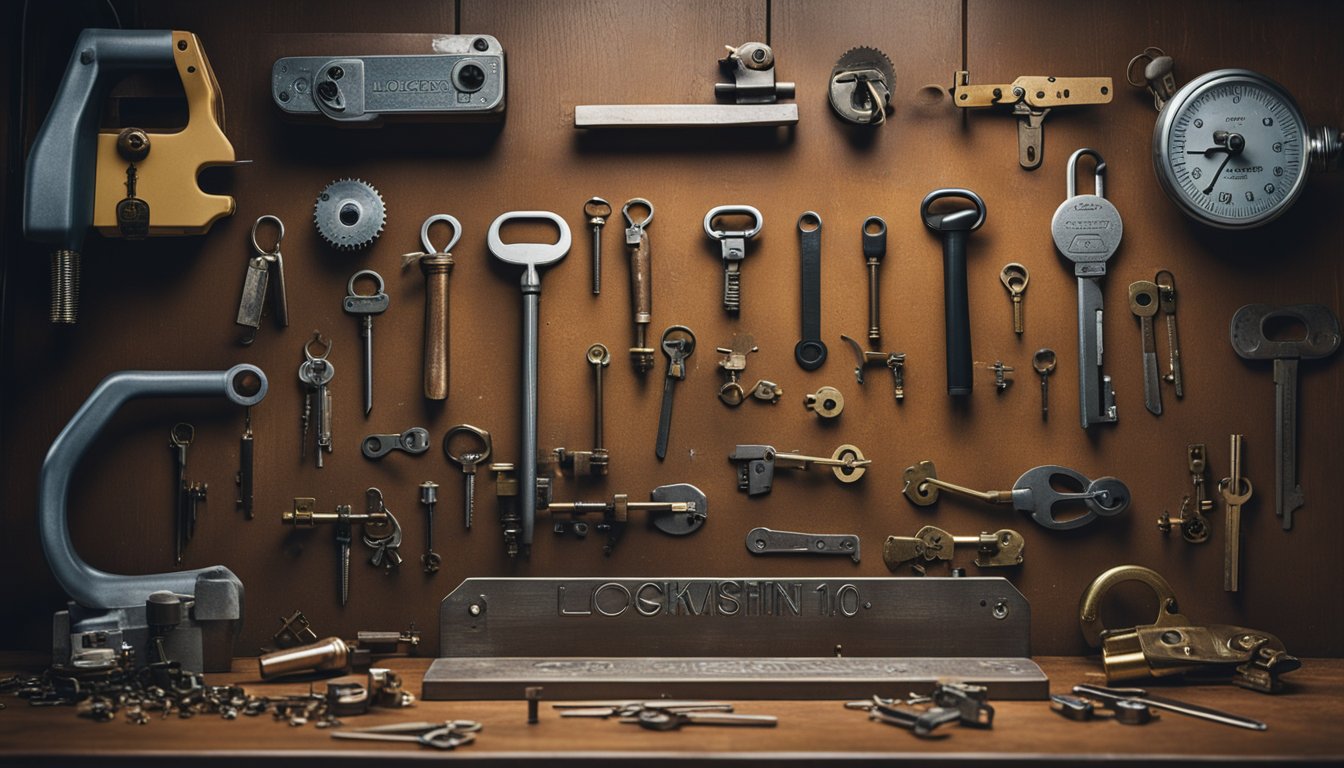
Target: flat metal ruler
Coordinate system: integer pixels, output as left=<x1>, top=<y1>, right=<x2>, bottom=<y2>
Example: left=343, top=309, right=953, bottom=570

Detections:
left=423, top=577, right=1047, bottom=700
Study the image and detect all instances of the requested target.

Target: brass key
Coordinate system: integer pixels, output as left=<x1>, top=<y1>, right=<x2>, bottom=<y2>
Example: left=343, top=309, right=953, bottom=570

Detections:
left=1155, top=270, right=1183, bottom=398
left=883, top=526, right=1025, bottom=570
left=1032, top=348, right=1056, bottom=420
left=584, top=197, right=612, bottom=295
left=999, top=263, right=1029, bottom=334
left=1219, top=434, right=1253, bottom=592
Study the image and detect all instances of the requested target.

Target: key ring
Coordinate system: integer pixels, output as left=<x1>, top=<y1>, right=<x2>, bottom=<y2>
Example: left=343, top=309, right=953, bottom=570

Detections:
left=1032, top=349, right=1057, bottom=375
left=622, top=198, right=654, bottom=231
left=304, top=331, right=332, bottom=362
left=703, top=205, right=763, bottom=239
left=420, top=214, right=462, bottom=255
left=347, top=269, right=385, bottom=299
left=251, top=214, right=284, bottom=259
left=443, top=424, right=492, bottom=467
left=170, top=423, right=194, bottom=447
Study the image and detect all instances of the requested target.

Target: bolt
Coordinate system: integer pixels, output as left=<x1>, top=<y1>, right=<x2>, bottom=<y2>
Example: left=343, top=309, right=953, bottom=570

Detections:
left=525, top=686, right=542, bottom=724
left=469, top=603, right=482, bottom=616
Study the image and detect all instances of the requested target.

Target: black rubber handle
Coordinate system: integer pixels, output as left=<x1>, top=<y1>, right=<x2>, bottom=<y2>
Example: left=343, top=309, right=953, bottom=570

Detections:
left=921, top=189, right=986, bottom=397
left=795, top=212, right=827, bottom=370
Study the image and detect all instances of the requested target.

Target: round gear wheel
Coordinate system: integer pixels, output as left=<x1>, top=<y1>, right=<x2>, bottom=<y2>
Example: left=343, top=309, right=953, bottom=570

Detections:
left=829, top=46, right=895, bottom=125
left=314, top=178, right=386, bottom=251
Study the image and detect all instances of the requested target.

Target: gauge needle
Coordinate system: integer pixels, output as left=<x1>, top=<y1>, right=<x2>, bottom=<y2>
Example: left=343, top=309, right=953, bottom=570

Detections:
left=1194, top=131, right=1246, bottom=195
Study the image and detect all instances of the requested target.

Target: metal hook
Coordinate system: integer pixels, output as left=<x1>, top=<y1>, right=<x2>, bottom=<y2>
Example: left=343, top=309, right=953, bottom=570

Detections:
left=419, top=214, right=462, bottom=255
left=304, top=330, right=332, bottom=361
left=443, top=424, right=492, bottom=467
left=1066, top=148, right=1107, bottom=198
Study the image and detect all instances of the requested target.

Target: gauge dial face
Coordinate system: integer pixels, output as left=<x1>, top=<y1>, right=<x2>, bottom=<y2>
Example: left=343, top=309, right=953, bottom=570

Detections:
left=1154, top=69, right=1310, bottom=229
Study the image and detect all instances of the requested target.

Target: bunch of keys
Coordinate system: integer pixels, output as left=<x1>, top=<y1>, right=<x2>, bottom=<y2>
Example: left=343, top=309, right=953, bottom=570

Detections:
left=236, top=215, right=290, bottom=345
left=299, top=332, right=335, bottom=467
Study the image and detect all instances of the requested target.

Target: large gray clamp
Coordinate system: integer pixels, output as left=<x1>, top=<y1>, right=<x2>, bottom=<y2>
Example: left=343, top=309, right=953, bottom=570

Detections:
left=41, top=366, right=267, bottom=672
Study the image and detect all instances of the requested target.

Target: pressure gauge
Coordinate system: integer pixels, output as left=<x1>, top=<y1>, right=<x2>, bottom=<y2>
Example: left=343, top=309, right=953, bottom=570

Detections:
left=1151, top=68, right=1339, bottom=229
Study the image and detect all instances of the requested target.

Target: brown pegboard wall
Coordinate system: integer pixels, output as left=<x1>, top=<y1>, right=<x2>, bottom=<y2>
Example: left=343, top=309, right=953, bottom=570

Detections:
left=2, top=0, right=1341, bottom=660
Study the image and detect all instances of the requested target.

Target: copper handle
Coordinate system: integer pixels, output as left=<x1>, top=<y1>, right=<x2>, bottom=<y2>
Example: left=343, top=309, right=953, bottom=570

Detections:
left=422, top=256, right=453, bottom=400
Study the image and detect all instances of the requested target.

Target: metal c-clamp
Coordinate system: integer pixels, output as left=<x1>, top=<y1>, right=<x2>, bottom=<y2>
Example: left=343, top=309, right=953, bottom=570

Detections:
left=1078, top=565, right=1300, bottom=693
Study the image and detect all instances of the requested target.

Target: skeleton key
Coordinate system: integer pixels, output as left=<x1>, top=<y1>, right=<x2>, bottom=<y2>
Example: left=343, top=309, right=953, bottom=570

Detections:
left=1155, top=270, right=1183, bottom=398
left=1129, top=280, right=1162, bottom=415
left=655, top=326, right=695, bottom=460
left=704, top=206, right=763, bottom=313
left=1000, top=263, right=1029, bottom=335
left=1219, top=434, right=1252, bottom=592
left=1032, top=348, right=1056, bottom=420
left=344, top=270, right=389, bottom=415
left=1230, top=304, right=1340, bottom=530
left=445, top=425, right=492, bottom=529
left=419, top=482, right=441, bottom=574
left=623, top=199, right=655, bottom=373
left=883, top=526, right=1025, bottom=569
left=1052, top=148, right=1122, bottom=428
left=584, top=197, right=612, bottom=295
left=863, top=217, right=886, bottom=341
left=299, top=332, right=335, bottom=468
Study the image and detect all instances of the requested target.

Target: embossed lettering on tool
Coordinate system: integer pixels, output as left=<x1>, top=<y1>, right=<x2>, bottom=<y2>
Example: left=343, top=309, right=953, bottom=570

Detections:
left=272, top=36, right=505, bottom=123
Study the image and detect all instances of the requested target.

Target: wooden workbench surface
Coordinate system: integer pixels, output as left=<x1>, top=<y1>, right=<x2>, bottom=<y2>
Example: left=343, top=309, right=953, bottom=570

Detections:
left=0, top=655, right=1340, bottom=765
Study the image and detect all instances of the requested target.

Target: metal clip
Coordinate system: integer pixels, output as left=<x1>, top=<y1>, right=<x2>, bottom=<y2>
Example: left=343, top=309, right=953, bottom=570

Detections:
left=1079, top=565, right=1301, bottom=692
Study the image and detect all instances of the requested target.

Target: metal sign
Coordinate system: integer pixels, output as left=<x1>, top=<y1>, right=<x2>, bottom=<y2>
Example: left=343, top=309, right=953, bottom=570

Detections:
left=423, top=577, right=1047, bottom=700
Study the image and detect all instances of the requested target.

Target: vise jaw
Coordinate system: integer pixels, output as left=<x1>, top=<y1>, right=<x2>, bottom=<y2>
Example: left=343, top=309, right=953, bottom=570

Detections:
left=41, top=367, right=266, bottom=673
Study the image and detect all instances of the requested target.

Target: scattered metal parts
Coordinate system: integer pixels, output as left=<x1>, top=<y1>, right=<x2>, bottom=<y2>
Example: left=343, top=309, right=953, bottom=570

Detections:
left=356, top=626, right=421, bottom=656
left=1220, top=434, right=1252, bottom=592
left=1079, top=564, right=1301, bottom=693
left=326, top=680, right=370, bottom=717
left=361, top=427, right=431, bottom=459
left=1126, top=46, right=1176, bottom=111
left=1158, top=444, right=1212, bottom=543
left=258, top=636, right=352, bottom=680
left=852, top=682, right=993, bottom=738
left=922, top=188, right=986, bottom=396
left=716, top=333, right=758, bottom=406
left=1074, top=685, right=1263, bottom=731
left=361, top=488, right=404, bottom=572
left=1032, top=349, right=1056, bottom=420
left=750, top=380, right=784, bottom=403
left=841, top=334, right=905, bottom=400
left=705, top=206, right=763, bottom=313
left=575, top=42, right=797, bottom=128
left=949, top=70, right=1113, bottom=169
left=883, top=526, right=1025, bottom=570
left=236, top=215, right=290, bottom=344
left=1155, top=270, right=1183, bottom=398
left=402, top=214, right=460, bottom=401
left=628, top=710, right=778, bottom=731
left=862, top=217, right=886, bottom=340
left=902, top=460, right=1129, bottom=531
left=999, top=263, right=1028, bottom=334
left=170, top=423, right=206, bottom=565
left=331, top=719, right=481, bottom=749
left=746, top=527, right=860, bottom=563
left=804, top=385, right=845, bottom=418
left=344, top=269, right=389, bottom=415
left=368, top=668, right=416, bottom=708
left=555, top=701, right=735, bottom=719
left=795, top=212, right=828, bottom=370
left=542, top=483, right=708, bottom=556
left=985, top=360, right=1014, bottom=391
left=419, top=482, right=441, bottom=574
left=488, top=210, right=571, bottom=553
left=623, top=199, right=656, bottom=373
left=1053, top=148, right=1122, bottom=428
left=1230, top=303, right=1340, bottom=530
left=584, top=197, right=611, bottom=294
left=273, top=611, right=319, bottom=650
left=730, top=444, right=869, bottom=496
left=656, top=325, right=696, bottom=460
left=1129, top=279, right=1163, bottom=415
left=298, top=331, right=335, bottom=467
left=556, top=345, right=610, bottom=475
left=314, top=178, right=385, bottom=251
left=1051, top=693, right=1155, bottom=725
left=445, top=424, right=493, bottom=529
left=829, top=47, right=894, bottom=125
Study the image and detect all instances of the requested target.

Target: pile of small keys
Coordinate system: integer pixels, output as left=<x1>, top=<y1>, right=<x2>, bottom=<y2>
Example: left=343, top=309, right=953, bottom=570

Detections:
left=553, top=700, right=779, bottom=730
left=846, top=682, right=995, bottom=739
